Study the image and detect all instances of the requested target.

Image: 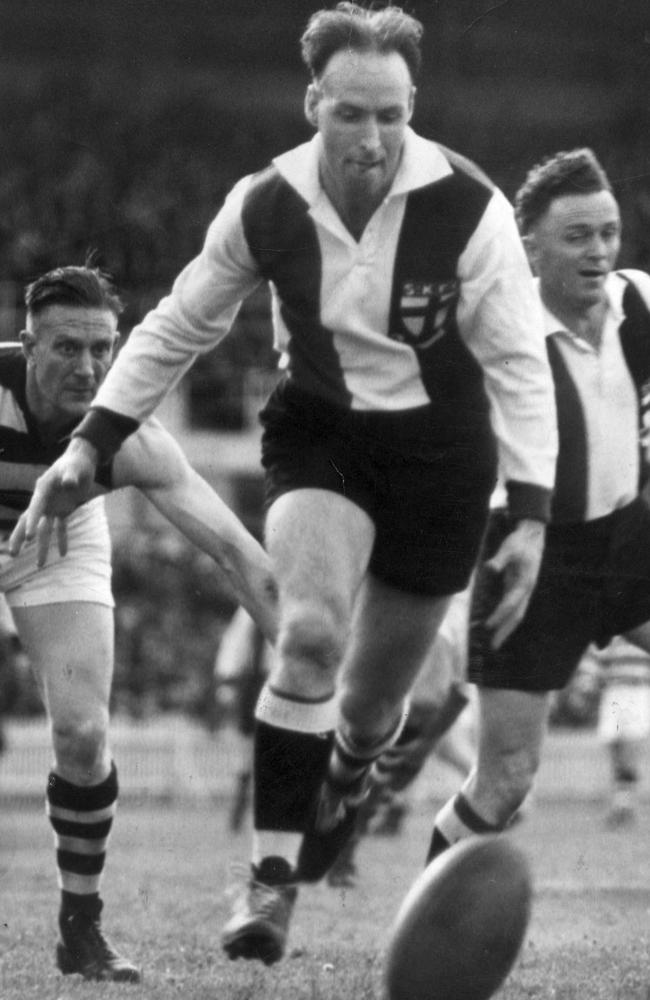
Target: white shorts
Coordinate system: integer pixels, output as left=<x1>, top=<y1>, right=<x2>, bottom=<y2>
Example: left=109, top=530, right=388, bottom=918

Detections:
left=598, top=683, right=650, bottom=742
left=594, top=636, right=650, bottom=743
left=0, top=498, right=114, bottom=609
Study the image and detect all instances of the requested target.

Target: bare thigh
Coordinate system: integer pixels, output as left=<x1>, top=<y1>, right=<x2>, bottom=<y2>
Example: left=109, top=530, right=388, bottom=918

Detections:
left=265, top=488, right=376, bottom=698
left=12, top=601, right=114, bottom=782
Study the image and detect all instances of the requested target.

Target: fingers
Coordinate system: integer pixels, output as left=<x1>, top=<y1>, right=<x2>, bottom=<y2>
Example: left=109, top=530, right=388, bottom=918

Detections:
left=483, top=551, right=521, bottom=647
left=8, top=516, right=27, bottom=556
left=18, top=505, right=41, bottom=544
left=56, top=518, right=69, bottom=558
left=16, top=465, right=85, bottom=544
left=35, top=517, right=69, bottom=566
left=9, top=506, right=56, bottom=559
left=8, top=514, right=68, bottom=566
left=20, top=479, right=51, bottom=541
left=483, top=526, right=544, bottom=649
left=8, top=451, right=92, bottom=563
left=486, top=581, right=529, bottom=649
left=35, top=516, right=55, bottom=567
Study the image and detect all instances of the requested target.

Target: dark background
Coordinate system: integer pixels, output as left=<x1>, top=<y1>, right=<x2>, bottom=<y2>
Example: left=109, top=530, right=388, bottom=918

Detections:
left=4, top=1, right=650, bottom=426
left=3, top=0, right=650, bottom=299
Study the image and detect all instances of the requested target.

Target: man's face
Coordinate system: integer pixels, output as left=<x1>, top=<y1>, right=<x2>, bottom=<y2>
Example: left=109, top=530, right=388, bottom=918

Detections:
left=526, top=190, right=621, bottom=311
left=22, top=304, right=118, bottom=432
left=305, top=48, right=414, bottom=209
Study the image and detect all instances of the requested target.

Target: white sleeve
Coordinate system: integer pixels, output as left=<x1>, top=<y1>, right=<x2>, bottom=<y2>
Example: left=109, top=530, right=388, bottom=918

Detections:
left=93, top=176, right=264, bottom=422
left=457, top=188, right=558, bottom=515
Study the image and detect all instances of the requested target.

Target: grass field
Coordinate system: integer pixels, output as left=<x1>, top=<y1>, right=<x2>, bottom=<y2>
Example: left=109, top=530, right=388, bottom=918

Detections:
left=1, top=792, right=650, bottom=1000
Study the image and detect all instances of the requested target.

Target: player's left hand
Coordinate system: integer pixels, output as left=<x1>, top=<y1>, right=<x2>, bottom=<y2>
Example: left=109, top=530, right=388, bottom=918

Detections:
left=484, top=518, right=546, bottom=649
left=9, top=510, right=69, bottom=567
left=9, top=438, right=99, bottom=566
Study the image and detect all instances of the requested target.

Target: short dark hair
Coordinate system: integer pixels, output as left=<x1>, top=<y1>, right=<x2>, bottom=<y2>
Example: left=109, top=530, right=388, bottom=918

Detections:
left=514, top=148, right=613, bottom=235
left=300, top=3, right=424, bottom=82
left=24, top=263, right=124, bottom=319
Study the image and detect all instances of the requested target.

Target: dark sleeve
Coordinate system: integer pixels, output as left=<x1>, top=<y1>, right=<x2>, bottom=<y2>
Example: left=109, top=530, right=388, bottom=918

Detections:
left=72, top=406, right=141, bottom=464
left=506, top=481, right=552, bottom=523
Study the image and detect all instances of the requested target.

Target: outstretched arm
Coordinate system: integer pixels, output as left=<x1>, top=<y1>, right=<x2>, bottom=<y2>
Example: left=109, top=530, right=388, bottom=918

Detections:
left=143, top=467, right=277, bottom=643
left=109, top=419, right=278, bottom=641
left=10, top=417, right=277, bottom=641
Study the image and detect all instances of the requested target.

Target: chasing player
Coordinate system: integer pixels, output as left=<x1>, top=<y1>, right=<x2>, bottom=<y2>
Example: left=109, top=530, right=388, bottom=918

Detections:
left=6, top=263, right=275, bottom=982
left=427, top=148, right=650, bottom=860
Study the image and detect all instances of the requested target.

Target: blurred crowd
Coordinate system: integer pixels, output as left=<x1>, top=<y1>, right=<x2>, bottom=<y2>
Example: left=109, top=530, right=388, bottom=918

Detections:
left=110, top=530, right=241, bottom=723
left=3, top=4, right=650, bottom=306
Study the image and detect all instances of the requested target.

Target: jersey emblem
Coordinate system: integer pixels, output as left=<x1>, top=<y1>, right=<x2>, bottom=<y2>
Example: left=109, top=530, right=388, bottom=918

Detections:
left=397, top=279, right=460, bottom=349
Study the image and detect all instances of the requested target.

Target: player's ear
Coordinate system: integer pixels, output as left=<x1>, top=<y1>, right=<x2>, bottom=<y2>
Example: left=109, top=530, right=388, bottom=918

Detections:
left=19, top=329, right=36, bottom=364
left=304, top=83, right=320, bottom=128
left=407, top=85, right=416, bottom=122
left=106, top=331, right=121, bottom=366
left=521, top=232, right=539, bottom=274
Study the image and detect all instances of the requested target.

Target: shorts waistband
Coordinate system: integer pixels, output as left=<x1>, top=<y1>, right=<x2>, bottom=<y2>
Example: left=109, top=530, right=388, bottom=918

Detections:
left=264, top=378, right=494, bottom=459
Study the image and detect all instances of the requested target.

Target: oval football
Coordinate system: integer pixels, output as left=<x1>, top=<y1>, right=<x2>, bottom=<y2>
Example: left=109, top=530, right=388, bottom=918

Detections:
left=385, top=836, right=532, bottom=1000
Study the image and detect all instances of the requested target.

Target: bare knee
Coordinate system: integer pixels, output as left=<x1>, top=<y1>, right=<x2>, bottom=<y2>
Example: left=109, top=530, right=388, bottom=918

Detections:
left=337, top=684, right=404, bottom=747
left=275, top=601, right=348, bottom=691
left=51, top=712, right=110, bottom=784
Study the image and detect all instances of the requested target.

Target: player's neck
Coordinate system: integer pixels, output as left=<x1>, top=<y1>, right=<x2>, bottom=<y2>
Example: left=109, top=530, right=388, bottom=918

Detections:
left=543, top=291, right=608, bottom=350
left=25, top=381, right=74, bottom=443
left=331, top=193, right=380, bottom=241
left=319, top=171, right=386, bottom=242
left=339, top=204, right=377, bottom=241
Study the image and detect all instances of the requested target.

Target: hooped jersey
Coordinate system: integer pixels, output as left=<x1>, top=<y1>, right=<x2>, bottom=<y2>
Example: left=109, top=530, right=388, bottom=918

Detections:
left=0, top=346, right=113, bottom=531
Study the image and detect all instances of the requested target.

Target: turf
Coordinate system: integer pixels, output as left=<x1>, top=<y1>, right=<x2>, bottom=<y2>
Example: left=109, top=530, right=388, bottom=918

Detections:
left=1, top=795, right=649, bottom=999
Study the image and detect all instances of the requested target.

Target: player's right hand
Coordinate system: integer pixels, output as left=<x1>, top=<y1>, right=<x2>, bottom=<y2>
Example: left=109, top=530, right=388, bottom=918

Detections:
left=484, top=518, right=546, bottom=649
left=9, top=438, right=99, bottom=566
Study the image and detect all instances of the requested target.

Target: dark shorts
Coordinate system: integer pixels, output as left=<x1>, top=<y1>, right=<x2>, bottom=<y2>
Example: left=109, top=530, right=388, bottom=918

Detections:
left=259, top=380, right=497, bottom=597
left=468, top=498, right=650, bottom=692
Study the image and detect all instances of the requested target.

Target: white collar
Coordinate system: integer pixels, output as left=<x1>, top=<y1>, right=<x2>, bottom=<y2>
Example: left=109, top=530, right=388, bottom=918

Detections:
left=271, top=127, right=453, bottom=209
left=540, top=272, right=624, bottom=340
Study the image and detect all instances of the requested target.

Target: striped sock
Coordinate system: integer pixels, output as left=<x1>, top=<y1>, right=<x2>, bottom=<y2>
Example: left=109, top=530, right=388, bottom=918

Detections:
left=46, top=762, right=118, bottom=906
left=328, top=705, right=409, bottom=789
left=426, top=792, right=500, bottom=863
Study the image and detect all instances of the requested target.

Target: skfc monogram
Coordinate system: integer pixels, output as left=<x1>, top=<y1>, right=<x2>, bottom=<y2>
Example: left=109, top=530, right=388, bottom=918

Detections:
left=396, top=279, right=460, bottom=350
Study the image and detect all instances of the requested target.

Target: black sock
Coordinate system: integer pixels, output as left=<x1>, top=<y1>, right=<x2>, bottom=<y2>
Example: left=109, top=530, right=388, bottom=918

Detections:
left=60, top=890, right=102, bottom=922
left=253, top=720, right=333, bottom=832
left=253, top=856, right=296, bottom=886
